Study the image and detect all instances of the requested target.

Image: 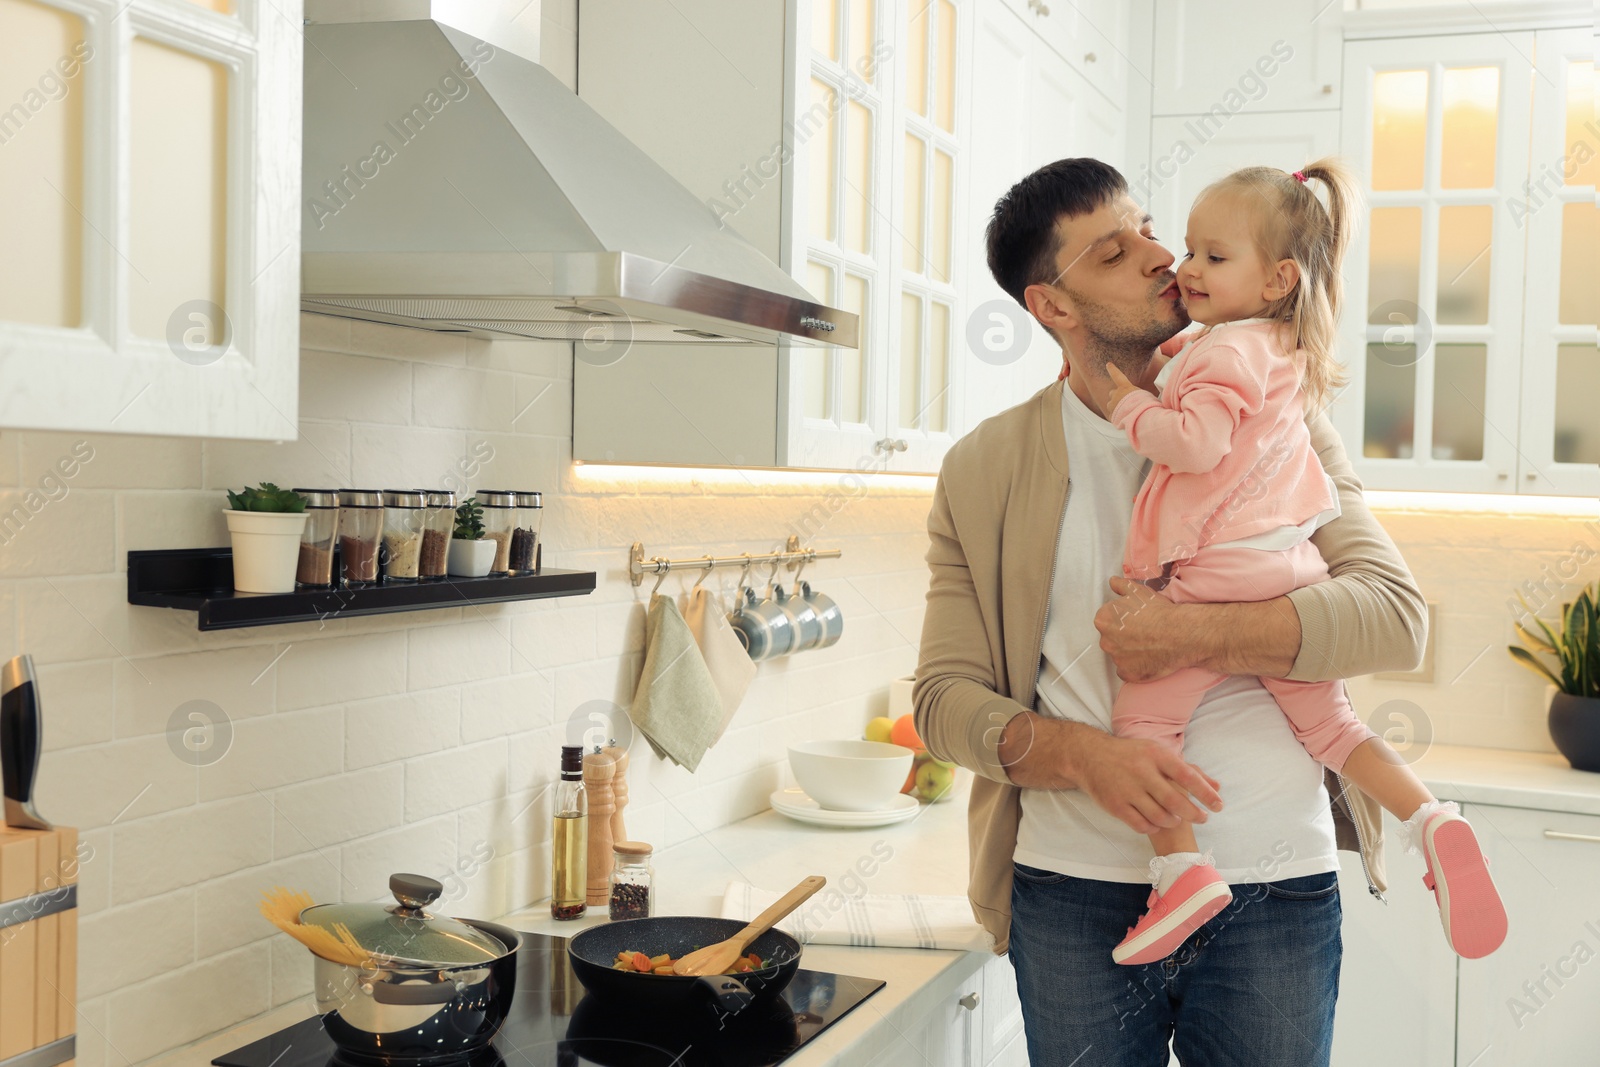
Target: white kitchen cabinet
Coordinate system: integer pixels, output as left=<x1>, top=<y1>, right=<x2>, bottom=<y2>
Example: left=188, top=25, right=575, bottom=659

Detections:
left=1150, top=0, right=1342, bottom=116
left=861, top=953, right=1024, bottom=1067
left=1456, top=803, right=1600, bottom=1066
left=996, top=0, right=1130, bottom=107
left=961, top=0, right=1130, bottom=432
left=0, top=0, right=302, bottom=439
left=574, top=0, right=973, bottom=473
left=1335, top=27, right=1595, bottom=497
left=1515, top=29, right=1598, bottom=497
left=1331, top=812, right=1457, bottom=1067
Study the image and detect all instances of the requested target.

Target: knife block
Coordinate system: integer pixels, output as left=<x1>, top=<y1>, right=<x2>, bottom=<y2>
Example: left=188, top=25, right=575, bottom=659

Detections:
left=0, top=826, right=77, bottom=1067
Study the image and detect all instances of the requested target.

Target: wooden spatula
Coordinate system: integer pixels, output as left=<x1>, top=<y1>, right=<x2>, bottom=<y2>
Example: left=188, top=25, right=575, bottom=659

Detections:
left=673, top=875, right=827, bottom=977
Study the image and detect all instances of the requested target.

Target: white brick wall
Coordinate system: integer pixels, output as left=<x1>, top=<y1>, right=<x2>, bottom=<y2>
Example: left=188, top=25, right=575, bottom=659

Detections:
left=8, top=314, right=929, bottom=1066
left=7, top=311, right=1594, bottom=1066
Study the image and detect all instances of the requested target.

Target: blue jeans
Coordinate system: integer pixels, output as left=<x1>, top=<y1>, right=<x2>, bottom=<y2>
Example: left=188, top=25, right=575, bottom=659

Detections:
left=1008, top=865, right=1342, bottom=1066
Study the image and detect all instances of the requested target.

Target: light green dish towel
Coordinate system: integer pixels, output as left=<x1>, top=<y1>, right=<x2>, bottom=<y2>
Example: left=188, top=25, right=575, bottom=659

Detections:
left=629, top=594, right=725, bottom=772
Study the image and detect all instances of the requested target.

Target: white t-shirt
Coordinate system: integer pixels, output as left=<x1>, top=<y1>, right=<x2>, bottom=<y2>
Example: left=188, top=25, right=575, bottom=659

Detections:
left=1012, top=379, right=1340, bottom=885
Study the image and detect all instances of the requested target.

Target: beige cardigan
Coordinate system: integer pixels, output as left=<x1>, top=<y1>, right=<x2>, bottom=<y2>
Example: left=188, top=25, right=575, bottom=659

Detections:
left=913, top=379, right=1426, bottom=955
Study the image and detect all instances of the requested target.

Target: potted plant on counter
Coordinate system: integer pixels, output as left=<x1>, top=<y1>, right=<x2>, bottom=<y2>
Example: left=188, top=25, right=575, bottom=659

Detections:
left=224, top=483, right=308, bottom=593
left=448, top=497, right=496, bottom=578
left=1509, top=577, right=1600, bottom=772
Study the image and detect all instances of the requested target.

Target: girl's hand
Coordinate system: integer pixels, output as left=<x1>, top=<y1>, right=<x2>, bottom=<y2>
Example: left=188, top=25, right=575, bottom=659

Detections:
left=1104, top=364, right=1148, bottom=415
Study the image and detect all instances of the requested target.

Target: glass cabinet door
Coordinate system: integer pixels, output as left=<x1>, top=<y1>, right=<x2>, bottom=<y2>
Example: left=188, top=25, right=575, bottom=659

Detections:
left=885, top=0, right=962, bottom=470
left=0, top=0, right=301, bottom=440
left=1516, top=29, right=1599, bottom=497
left=1336, top=33, right=1534, bottom=492
left=790, top=0, right=890, bottom=469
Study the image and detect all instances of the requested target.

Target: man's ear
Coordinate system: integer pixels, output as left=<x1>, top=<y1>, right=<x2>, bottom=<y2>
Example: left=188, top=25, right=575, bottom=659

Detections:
left=1263, top=258, right=1301, bottom=302
left=1025, top=282, right=1078, bottom=337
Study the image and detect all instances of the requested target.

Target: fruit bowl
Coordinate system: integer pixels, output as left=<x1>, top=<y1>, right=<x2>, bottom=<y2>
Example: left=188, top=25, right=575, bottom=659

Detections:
left=787, top=739, right=914, bottom=812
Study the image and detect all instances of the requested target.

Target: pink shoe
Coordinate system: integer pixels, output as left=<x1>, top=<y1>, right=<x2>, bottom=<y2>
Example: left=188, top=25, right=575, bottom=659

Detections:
left=1421, top=811, right=1507, bottom=959
left=1112, top=865, right=1233, bottom=966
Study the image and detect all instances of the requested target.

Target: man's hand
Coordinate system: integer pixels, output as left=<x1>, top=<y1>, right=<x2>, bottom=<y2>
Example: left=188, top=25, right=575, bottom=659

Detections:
left=1096, top=577, right=1303, bottom=680
left=1095, top=576, right=1189, bottom=681
left=997, top=712, right=1223, bottom=835
left=1073, top=728, right=1223, bottom=835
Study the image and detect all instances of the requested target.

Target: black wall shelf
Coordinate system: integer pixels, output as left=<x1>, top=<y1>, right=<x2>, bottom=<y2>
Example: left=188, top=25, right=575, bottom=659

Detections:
left=127, top=548, right=596, bottom=631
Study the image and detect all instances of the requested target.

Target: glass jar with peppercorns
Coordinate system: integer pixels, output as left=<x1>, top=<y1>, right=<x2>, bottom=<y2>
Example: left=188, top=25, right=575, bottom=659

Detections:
left=608, top=841, right=654, bottom=921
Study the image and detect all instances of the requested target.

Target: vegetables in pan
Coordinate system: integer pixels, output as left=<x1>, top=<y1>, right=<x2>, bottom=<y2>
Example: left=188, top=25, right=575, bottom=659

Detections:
left=611, top=949, right=766, bottom=976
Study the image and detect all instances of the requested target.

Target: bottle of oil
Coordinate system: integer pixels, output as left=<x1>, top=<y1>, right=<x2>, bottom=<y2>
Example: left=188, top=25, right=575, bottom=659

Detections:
left=551, top=744, right=588, bottom=920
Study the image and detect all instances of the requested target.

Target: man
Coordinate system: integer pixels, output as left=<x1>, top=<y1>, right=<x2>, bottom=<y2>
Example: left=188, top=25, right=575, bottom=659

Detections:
left=913, top=159, right=1426, bottom=1065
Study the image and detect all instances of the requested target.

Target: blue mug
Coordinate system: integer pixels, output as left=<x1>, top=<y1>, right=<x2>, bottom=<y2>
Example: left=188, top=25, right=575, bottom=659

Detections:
left=729, top=586, right=793, bottom=661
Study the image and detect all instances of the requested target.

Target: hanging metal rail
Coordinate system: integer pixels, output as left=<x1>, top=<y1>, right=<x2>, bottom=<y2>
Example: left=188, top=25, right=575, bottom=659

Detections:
left=628, top=536, right=841, bottom=587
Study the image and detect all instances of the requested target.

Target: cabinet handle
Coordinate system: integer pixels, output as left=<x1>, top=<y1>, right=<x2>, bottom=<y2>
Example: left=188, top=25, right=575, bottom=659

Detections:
left=1321, top=84, right=1334, bottom=95
left=874, top=438, right=909, bottom=455
left=1544, top=830, right=1600, bottom=844
left=959, top=992, right=980, bottom=1011
left=1084, top=52, right=1097, bottom=63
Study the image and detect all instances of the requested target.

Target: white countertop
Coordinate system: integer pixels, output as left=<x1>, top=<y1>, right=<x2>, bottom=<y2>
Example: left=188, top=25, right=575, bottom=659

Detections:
left=153, top=744, right=1600, bottom=1067
left=1411, top=743, right=1600, bottom=816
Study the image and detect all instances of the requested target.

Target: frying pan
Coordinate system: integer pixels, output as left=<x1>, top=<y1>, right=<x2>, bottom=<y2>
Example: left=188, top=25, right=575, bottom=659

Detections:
left=567, top=916, right=802, bottom=1017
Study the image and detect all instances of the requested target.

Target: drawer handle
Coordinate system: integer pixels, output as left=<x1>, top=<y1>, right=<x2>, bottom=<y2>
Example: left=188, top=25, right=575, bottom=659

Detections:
left=1544, top=830, right=1600, bottom=844
left=959, top=992, right=980, bottom=1011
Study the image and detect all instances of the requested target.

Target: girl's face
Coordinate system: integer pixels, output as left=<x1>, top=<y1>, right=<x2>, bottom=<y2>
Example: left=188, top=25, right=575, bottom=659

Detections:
left=1176, top=192, right=1281, bottom=325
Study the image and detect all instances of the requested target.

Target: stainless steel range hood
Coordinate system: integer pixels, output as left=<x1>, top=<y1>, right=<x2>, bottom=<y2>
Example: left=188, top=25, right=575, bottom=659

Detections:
left=300, top=15, right=856, bottom=348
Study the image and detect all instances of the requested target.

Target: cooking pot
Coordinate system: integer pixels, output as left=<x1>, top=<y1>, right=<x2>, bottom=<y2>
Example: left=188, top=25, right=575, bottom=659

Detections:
left=567, top=915, right=802, bottom=1018
left=299, top=873, right=521, bottom=1066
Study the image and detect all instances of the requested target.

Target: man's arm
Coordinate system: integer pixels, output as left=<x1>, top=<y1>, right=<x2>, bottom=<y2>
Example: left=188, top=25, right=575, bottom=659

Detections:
left=914, top=463, right=1223, bottom=835
left=1093, top=411, right=1428, bottom=681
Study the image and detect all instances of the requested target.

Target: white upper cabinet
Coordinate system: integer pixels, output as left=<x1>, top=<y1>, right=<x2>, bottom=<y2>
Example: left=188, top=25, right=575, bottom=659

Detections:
left=961, top=0, right=1130, bottom=433
left=1151, top=0, right=1343, bottom=115
left=1516, top=29, right=1598, bottom=497
left=1336, top=28, right=1594, bottom=497
left=0, top=0, right=302, bottom=439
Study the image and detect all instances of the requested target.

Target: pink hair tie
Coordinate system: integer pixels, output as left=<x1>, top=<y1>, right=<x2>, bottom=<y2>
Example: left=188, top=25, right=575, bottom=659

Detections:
left=1292, top=170, right=1308, bottom=183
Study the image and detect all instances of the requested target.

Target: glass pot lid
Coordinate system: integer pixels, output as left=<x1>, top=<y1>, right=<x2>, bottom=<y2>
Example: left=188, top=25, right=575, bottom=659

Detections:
left=299, top=874, right=506, bottom=967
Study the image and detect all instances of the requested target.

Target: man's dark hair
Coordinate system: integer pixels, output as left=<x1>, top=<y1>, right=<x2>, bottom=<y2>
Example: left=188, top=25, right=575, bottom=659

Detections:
left=985, top=158, right=1128, bottom=307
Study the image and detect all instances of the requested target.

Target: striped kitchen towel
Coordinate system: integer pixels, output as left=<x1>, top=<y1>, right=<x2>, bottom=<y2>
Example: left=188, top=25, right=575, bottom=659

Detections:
left=719, top=881, right=993, bottom=952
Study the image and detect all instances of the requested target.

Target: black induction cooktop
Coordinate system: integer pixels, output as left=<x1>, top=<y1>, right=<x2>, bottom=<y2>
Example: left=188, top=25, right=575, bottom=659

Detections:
left=214, top=931, right=885, bottom=1067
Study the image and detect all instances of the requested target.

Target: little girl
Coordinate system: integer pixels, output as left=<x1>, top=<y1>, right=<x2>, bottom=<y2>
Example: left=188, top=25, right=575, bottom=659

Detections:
left=1096, top=160, right=1508, bottom=967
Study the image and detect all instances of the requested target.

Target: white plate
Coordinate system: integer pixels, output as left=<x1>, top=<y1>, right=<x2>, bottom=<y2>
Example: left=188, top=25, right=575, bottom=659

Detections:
left=768, top=788, right=922, bottom=828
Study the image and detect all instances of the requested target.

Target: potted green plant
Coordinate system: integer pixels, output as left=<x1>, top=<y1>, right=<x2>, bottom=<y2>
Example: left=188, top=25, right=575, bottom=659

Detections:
left=447, top=497, right=495, bottom=578
left=1508, top=577, right=1600, bottom=772
left=224, top=483, right=308, bottom=593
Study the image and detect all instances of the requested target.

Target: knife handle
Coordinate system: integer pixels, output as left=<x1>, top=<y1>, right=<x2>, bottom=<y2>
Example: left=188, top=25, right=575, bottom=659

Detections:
left=1, top=655, right=50, bottom=830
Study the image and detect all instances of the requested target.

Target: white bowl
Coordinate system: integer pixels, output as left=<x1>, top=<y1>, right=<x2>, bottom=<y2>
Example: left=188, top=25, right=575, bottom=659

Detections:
left=787, top=739, right=914, bottom=812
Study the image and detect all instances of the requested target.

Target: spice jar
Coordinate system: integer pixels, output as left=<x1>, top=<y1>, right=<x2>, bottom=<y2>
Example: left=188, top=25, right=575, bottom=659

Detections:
left=478, top=490, right=516, bottom=575
left=293, top=489, right=340, bottom=588
left=608, top=841, right=654, bottom=921
left=511, top=492, right=542, bottom=574
left=337, top=490, right=383, bottom=585
left=380, top=490, right=426, bottom=581
left=420, top=490, right=455, bottom=580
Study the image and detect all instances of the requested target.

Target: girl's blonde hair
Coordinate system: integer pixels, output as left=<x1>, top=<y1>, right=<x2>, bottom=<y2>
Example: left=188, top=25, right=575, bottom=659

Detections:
left=1197, top=158, right=1360, bottom=416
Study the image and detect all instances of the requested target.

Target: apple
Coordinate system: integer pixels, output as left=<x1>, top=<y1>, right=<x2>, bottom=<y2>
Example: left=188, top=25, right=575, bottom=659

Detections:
left=911, top=752, right=958, bottom=803
left=864, top=716, right=895, bottom=744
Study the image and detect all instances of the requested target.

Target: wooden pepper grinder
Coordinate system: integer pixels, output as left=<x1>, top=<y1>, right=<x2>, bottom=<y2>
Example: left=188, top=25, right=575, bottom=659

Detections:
left=604, top=742, right=630, bottom=844
left=582, top=748, right=616, bottom=907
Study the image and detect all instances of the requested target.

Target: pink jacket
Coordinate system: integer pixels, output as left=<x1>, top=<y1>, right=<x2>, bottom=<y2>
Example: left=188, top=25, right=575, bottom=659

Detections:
left=1110, top=319, right=1338, bottom=579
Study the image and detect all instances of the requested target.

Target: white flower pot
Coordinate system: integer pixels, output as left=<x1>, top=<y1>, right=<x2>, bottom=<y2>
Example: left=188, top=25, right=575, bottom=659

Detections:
left=225, top=509, right=309, bottom=593
left=448, top=538, right=496, bottom=578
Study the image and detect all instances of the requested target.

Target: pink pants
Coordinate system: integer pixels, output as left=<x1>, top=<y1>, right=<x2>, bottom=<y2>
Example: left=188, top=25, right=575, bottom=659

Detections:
left=1111, top=540, right=1377, bottom=772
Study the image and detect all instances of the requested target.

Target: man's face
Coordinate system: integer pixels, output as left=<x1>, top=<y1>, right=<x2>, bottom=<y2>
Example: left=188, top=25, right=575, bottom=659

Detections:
left=1041, top=194, right=1189, bottom=356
